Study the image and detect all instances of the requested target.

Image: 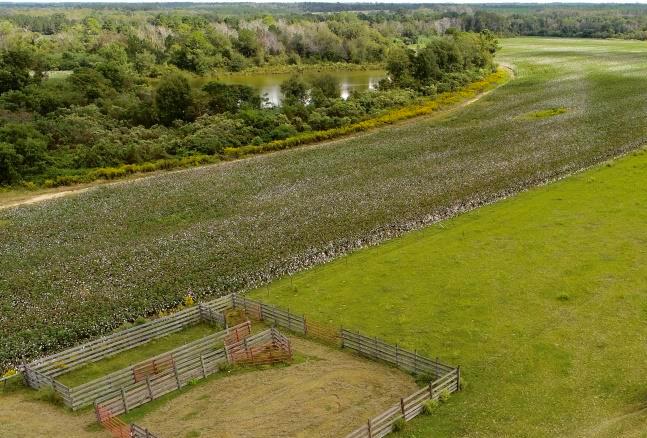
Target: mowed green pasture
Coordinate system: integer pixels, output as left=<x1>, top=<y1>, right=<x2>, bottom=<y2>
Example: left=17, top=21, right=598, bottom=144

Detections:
left=3, top=38, right=647, bottom=370
left=251, top=149, right=647, bottom=437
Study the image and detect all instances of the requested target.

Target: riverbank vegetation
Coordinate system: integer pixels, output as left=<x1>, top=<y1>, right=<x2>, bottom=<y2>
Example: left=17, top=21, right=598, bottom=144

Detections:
left=0, top=6, right=499, bottom=186
left=3, top=2, right=645, bottom=187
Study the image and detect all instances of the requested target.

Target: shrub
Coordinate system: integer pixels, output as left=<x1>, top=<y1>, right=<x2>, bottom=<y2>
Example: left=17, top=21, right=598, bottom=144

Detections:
left=439, top=389, right=451, bottom=403
left=392, top=417, right=406, bottom=432
left=422, top=399, right=440, bottom=415
left=134, top=316, right=147, bottom=325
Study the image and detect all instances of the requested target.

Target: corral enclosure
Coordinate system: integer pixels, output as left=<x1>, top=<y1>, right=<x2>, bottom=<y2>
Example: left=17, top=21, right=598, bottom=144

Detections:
left=18, top=293, right=459, bottom=438
left=132, top=337, right=418, bottom=438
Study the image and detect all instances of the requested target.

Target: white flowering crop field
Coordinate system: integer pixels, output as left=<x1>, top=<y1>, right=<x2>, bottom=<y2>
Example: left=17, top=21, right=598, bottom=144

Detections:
left=2, top=37, right=647, bottom=369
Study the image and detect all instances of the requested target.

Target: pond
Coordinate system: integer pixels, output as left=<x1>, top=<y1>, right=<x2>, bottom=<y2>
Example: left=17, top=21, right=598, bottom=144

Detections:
left=217, top=70, right=386, bottom=106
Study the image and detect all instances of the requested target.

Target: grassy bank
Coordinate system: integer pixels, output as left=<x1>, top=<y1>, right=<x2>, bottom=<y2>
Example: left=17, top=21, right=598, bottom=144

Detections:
left=250, top=148, right=647, bottom=437
left=3, top=38, right=647, bottom=370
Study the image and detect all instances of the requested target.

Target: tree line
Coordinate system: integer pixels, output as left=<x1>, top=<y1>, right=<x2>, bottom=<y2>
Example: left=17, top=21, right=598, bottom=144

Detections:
left=0, top=6, right=498, bottom=186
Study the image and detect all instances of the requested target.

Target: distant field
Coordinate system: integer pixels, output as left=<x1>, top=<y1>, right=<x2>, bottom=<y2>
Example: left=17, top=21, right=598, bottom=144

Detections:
left=251, top=149, right=647, bottom=437
left=3, top=38, right=647, bottom=369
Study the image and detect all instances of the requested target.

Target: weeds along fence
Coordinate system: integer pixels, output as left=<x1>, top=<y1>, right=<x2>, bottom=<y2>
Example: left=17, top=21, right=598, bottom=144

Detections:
left=22, top=294, right=233, bottom=410
left=95, top=327, right=288, bottom=417
left=345, top=369, right=460, bottom=438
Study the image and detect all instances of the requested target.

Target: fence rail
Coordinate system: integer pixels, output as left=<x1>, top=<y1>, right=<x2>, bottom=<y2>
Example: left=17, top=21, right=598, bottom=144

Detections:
left=131, top=424, right=160, bottom=438
left=345, top=368, right=460, bottom=438
left=22, top=291, right=459, bottom=438
left=95, top=327, right=282, bottom=417
left=340, top=330, right=454, bottom=379
left=65, top=321, right=249, bottom=410
left=23, top=295, right=233, bottom=409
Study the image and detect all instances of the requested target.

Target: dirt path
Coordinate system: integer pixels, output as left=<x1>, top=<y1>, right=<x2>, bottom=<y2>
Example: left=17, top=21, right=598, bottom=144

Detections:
left=0, top=390, right=108, bottom=438
left=0, top=69, right=512, bottom=211
left=138, top=337, right=418, bottom=438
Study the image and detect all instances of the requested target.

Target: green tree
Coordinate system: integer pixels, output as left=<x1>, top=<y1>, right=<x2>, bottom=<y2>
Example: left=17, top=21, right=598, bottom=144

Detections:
left=202, top=82, right=260, bottom=114
left=0, top=48, right=33, bottom=94
left=386, top=46, right=412, bottom=83
left=0, top=123, right=49, bottom=183
left=280, top=75, right=309, bottom=105
left=155, top=73, right=193, bottom=125
left=0, top=142, right=20, bottom=184
left=235, top=29, right=261, bottom=58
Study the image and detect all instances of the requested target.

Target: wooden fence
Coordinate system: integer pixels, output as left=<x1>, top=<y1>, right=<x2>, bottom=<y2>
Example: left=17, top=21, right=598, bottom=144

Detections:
left=94, top=327, right=282, bottom=417
left=344, top=368, right=460, bottom=438
left=232, top=295, right=454, bottom=378
left=227, top=327, right=292, bottom=366
left=22, top=295, right=233, bottom=409
left=96, top=404, right=159, bottom=438
left=21, top=291, right=460, bottom=438
left=57, top=320, right=249, bottom=410
left=230, top=294, right=461, bottom=438
left=340, top=330, right=454, bottom=379
left=233, top=294, right=323, bottom=338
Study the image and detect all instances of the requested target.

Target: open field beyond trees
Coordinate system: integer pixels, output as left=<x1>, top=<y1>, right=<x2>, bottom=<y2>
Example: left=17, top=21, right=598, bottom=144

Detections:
left=251, top=147, right=647, bottom=436
left=3, top=37, right=647, bottom=375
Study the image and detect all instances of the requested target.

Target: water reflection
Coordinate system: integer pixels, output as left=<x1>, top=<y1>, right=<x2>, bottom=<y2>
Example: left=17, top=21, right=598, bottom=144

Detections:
left=220, top=70, right=386, bottom=106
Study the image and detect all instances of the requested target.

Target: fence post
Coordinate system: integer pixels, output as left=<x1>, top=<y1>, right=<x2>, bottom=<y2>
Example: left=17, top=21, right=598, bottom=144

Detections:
left=358, top=330, right=362, bottom=355
left=436, top=357, right=440, bottom=379
left=200, top=354, right=207, bottom=378
left=121, top=387, right=129, bottom=414
left=414, top=350, right=418, bottom=373
left=146, top=376, right=153, bottom=401
left=287, top=308, right=292, bottom=331
left=367, top=419, right=372, bottom=438
left=173, top=361, right=181, bottom=389
left=456, top=365, right=461, bottom=391
left=400, top=397, right=405, bottom=416
left=145, top=429, right=150, bottom=438
left=395, top=344, right=399, bottom=367
left=429, top=381, right=434, bottom=399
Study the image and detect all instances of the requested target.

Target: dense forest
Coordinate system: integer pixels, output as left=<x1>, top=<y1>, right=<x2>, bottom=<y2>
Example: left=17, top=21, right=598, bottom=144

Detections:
left=0, top=6, right=498, bottom=187
left=1, top=3, right=645, bottom=187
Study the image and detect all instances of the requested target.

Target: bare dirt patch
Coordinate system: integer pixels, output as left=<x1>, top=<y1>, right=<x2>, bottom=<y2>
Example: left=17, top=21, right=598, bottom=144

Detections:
left=138, top=337, right=418, bottom=438
left=0, top=390, right=107, bottom=438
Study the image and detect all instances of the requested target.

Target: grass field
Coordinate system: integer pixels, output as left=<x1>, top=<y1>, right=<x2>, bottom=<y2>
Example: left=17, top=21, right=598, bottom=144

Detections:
left=3, top=37, right=647, bottom=371
left=250, top=148, right=647, bottom=437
